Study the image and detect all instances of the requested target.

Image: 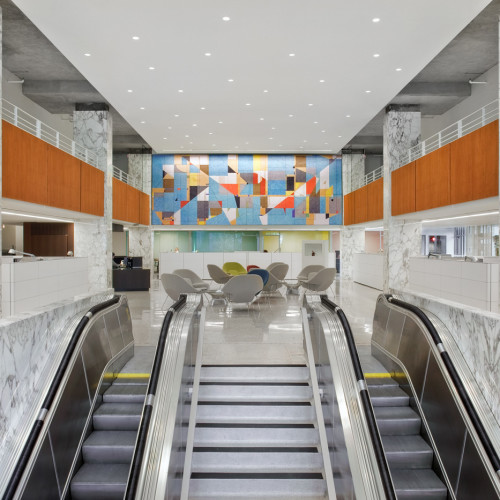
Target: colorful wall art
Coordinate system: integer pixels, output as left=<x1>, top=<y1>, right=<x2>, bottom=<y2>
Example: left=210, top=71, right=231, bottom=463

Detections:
left=152, top=154, right=342, bottom=225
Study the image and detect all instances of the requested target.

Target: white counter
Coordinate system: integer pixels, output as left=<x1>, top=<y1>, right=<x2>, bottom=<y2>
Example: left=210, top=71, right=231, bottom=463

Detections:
left=2, top=257, right=89, bottom=316
left=353, top=253, right=384, bottom=290
left=409, top=257, right=499, bottom=312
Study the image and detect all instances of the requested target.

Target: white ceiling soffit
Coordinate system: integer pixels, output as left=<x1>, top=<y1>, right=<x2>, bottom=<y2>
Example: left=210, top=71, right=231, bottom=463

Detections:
left=14, top=0, right=491, bottom=154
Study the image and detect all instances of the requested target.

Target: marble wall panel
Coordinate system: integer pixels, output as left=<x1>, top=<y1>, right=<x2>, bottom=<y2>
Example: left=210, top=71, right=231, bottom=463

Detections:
left=341, top=227, right=365, bottom=280
left=342, top=153, right=365, bottom=194
left=128, top=227, right=153, bottom=274
left=396, top=290, right=500, bottom=427
left=128, top=154, right=151, bottom=194
left=0, top=291, right=113, bottom=473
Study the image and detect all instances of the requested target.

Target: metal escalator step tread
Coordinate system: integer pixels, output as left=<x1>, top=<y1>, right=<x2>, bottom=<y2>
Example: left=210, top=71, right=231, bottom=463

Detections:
left=189, top=478, right=327, bottom=499
left=374, top=406, right=421, bottom=435
left=196, top=405, right=315, bottom=425
left=198, top=385, right=313, bottom=403
left=93, top=403, right=143, bottom=430
left=200, top=366, right=310, bottom=383
left=194, top=427, right=320, bottom=447
left=191, top=451, right=324, bottom=473
left=391, top=469, right=447, bottom=499
left=365, top=376, right=399, bottom=387
left=381, top=435, right=433, bottom=469
left=368, top=385, right=410, bottom=406
left=71, top=463, right=129, bottom=500
left=103, top=384, right=147, bottom=403
left=82, top=431, right=137, bottom=464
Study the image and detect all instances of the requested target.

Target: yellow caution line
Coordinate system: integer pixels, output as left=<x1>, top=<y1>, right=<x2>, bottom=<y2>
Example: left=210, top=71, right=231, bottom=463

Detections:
left=103, top=373, right=150, bottom=379
left=364, top=372, right=405, bottom=379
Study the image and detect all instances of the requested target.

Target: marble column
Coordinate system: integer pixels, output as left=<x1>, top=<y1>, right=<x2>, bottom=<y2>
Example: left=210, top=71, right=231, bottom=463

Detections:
left=342, top=152, right=365, bottom=194
left=128, top=227, right=153, bottom=276
left=73, top=104, right=113, bottom=292
left=340, top=227, right=365, bottom=280
left=383, top=105, right=421, bottom=292
left=0, top=9, right=3, bottom=317
left=128, top=153, right=152, bottom=194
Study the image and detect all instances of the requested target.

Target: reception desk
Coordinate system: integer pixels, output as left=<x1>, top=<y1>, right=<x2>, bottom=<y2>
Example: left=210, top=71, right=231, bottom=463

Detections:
left=113, top=268, right=150, bottom=292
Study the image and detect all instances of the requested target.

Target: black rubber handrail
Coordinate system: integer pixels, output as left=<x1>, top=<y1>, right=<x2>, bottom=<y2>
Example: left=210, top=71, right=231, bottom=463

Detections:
left=125, top=294, right=187, bottom=500
left=386, top=294, right=500, bottom=474
left=321, top=295, right=397, bottom=500
left=2, top=295, right=121, bottom=500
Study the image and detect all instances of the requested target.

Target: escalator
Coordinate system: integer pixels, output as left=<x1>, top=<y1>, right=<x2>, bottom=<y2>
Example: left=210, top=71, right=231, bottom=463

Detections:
left=3, top=291, right=500, bottom=499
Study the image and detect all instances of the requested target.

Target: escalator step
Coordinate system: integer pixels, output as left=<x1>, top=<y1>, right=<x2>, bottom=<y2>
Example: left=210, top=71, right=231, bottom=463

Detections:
left=189, top=478, right=327, bottom=499
left=391, top=469, right=447, bottom=499
left=200, top=366, right=310, bottom=384
left=82, top=431, right=136, bottom=463
left=381, top=435, right=433, bottom=469
left=191, top=451, right=324, bottom=473
left=198, top=384, right=313, bottom=403
left=374, top=406, right=421, bottom=435
left=93, top=403, right=143, bottom=430
left=103, top=384, right=147, bottom=404
left=71, top=463, right=129, bottom=500
left=194, top=427, right=320, bottom=448
left=368, top=385, right=410, bottom=407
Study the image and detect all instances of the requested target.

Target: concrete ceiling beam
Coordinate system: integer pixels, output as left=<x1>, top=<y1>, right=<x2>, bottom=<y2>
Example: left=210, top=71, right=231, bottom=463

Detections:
left=399, top=81, right=471, bottom=97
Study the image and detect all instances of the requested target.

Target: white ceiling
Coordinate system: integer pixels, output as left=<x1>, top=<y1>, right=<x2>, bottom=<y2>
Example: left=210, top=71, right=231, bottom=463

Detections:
left=13, top=0, right=491, bottom=155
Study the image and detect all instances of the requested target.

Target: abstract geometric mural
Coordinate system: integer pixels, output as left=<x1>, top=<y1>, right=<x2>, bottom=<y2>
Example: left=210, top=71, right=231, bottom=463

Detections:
left=152, top=154, right=342, bottom=225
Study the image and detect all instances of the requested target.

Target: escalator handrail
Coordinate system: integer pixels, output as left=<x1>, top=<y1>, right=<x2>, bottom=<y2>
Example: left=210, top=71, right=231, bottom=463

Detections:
left=385, top=294, right=500, bottom=474
left=321, top=295, right=397, bottom=500
left=2, top=295, right=121, bottom=500
left=125, top=294, right=187, bottom=500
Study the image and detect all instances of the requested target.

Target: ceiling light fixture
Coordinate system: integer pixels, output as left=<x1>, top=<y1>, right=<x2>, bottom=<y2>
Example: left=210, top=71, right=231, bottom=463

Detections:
left=132, top=36, right=140, bottom=40
left=396, top=67, right=403, bottom=72
left=127, top=89, right=133, bottom=93
left=289, top=53, right=296, bottom=57
left=289, top=114, right=294, bottom=118
left=346, top=114, right=351, bottom=118
left=314, top=121, right=318, bottom=124
left=228, top=78, right=234, bottom=82
left=372, top=18, right=380, bottom=23
left=245, top=103, right=251, bottom=106
left=174, top=114, right=179, bottom=117
left=209, top=132, right=213, bottom=135
left=373, top=53, right=380, bottom=58
left=163, top=137, right=167, bottom=139
left=263, top=89, right=269, bottom=93
left=222, top=16, right=230, bottom=21
left=178, top=89, right=184, bottom=93
left=218, top=121, right=223, bottom=124
left=271, top=127, right=276, bottom=130
left=84, top=53, right=91, bottom=57
left=365, top=90, right=372, bottom=93
left=321, top=130, right=326, bottom=133
left=205, top=52, right=212, bottom=56
left=185, top=134, right=189, bottom=138
left=422, top=211, right=499, bottom=223
left=338, top=135, right=342, bottom=138
left=140, top=106, right=145, bottom=110
left=193, top=124, right=197, bottom=127
left=140, top=121, right=145, bottom=124
left=2, top=210, right=73, bottom=223
left=308, top=103, right=313, bottom=106
left=260, top=118, right=264, bottom=121
left=201, top=107, right=206, bottom=110
left=319, top=79, right=325, bottom=83
left=149, top=66, right=155, bottom=70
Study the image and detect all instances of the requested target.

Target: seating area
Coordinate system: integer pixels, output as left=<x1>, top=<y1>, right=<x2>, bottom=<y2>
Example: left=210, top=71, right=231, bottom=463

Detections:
left=160, top=261, right=337, bottom=308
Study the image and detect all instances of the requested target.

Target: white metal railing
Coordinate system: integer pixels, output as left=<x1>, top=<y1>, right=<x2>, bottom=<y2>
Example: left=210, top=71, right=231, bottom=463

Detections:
left=113, top=165, right=142, bottom=191
left=363, top=165, right=383, bottom=186
left=2, top=99, right=101, bottom=170
left=399, top=99, right=499, bottom=167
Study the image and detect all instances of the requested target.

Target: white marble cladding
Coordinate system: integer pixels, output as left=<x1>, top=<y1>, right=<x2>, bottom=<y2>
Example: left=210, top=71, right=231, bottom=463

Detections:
left=353, top=253, right=383, bottom=290
left=0, top=291, right=114, bottom=475
left=128, top=154, right=152, bottom=194
left=408, top=257, right=499, bottom=312
left=396, top=289, right=500, bottom=427
left=128, top=227, right=153, bottom=275
left=342, top=153, right=365, bottom=194
left=2, top=257, right=89, bottom=316
left=73, top=110, right=113, bottom=289
left=0, top=10, right=3, bottom=317
left=75, top=220, right=109, bottom=292
left=340, top=228, right=365, bottom=280
left=386, top=220, right=422, bottom=291
left=159, top=251, right=337, bottom=282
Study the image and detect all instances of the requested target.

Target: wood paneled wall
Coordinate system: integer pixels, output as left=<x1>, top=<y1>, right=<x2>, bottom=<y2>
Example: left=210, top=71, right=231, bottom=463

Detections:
left=3, top=121, right=104, bottom=216
left=343, top=178, right=383, bottom=225
left=24, top=222, right=74, bottom=257
left=392, top=120, right=499, bottom=215
left=113, top=178, right=150, bottom=225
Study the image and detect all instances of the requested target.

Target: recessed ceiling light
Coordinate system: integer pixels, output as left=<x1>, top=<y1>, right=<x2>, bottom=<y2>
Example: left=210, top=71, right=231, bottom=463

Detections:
left=373, top=53, right=380, bottom=58
left=308, top=103, right=313, bottom=106
left=212, top=144, right=216, bottom=146
left=365, top=90, right=372, bottom=93
left=260, top=118, right=264, bottom=121
left=127, top=89, right=133, bottom=93
left=346, top=114, right=350, bottom=118
left=338, top=135, right=342, bottom=138
left=209, top=132, right=214, bottom=135
left=321, top=130, right=326, bottom=133
left=263, top=89, right=269, bottom=93
left=289, top=114, right=294, bottom=118
left=289, top=53, right=296, bottom=57
left=218, top=121, right=223, bottom=124
left=319, top=79, right=325, bottom=83
left=140, top=106, right=145, bottom=110
left=149, top=66, right=155, bottom=70
left=163, top=137, right=167, bottom=140
left=271, top=127, right=276, bottom=130
left=174, top=114, right=179, bottom=117
left=185, top=134, right=189, bottom=138
left=303, top=140, right=307, bottom=143
left=178, top=89, right=184, bottom=93
left=140, top=121, right=145, bottom=124
left=205, top=52, right=212, bottom=56
left=84, top=53, right=91, bottom=57
left=193, top=124, right=197, bottom=127
left=396, top=67, right=403, bottom=71
left=313, top=121, right=318, bottom=124
left=222, top=16, right=230, bottom=21
left=372, top=18, right=380, bottom=23
left=132, top=36, right=140, bottom=40
left=228, top=78, right=234, bottom=82
left=190, top=141, right=193, bottom=144
left=268, top=137, right=273, bottom=140
left=201, top=107, right=206, bottom=110
left=168, top=126, right=172, bottom=129
left=245, top=103, right=251, bottom=106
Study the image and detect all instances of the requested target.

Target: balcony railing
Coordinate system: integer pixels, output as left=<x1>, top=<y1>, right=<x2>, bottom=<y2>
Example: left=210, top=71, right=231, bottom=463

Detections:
left=2, top=99, right=101, bottom=170
left=113, top=166, right=142, bottom=191
left=399, top=99, right=499, bottom=167
left=363, top=165, right=383, bottom=186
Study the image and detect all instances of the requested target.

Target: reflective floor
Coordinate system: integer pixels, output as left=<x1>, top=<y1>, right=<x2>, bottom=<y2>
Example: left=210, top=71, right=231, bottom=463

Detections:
left=123, top=277, right=381, bottom=368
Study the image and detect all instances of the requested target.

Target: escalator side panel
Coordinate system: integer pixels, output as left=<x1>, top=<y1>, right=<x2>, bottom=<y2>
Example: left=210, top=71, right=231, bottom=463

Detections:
left=104, top=309, right=127, bottom=357
left=117, top=303, right=134, bottom=346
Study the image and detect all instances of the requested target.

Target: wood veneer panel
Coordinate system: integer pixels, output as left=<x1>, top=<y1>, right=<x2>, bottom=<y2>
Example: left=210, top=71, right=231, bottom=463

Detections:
left=139, top=192, right=150, bottom=225
left=415, top=144, right=450, bottom=211
left=367, top=178, right=383, bottom=221
left=47, top=145, right=81, bottom=211
left=450, top=120, right=499, bottom=204
left=392, top=162, right=416, bottom=216
left=81, top=162, right=104, bottom=216
left=343, top=192, right=355, bottom=225
left=112, top=178, right=128, bottom=221
left=3, top=121, right=48, bottom=205
left=126, top=184, right=141, bottom=224
left=353, top=185, right=368, bottom=224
